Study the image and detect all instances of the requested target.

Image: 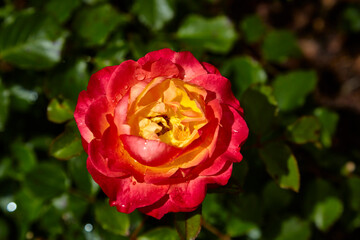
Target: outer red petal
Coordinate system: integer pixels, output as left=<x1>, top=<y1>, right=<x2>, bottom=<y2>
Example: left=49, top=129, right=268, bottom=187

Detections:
left=75, top=66, right=117, bottom=145
left=199, top=105, right=248, bottom=176
left=201, top=62, right=221, bottom=75
left=137, top=48, right=208, bottom=80
left=190, top=74, right=240, bottom=109
left=142, top=58, right=180, bottom=79
left=139, top=163, right=233, bottom=219
left=84, top=95, right=111, bottom=139
left=88, top=139, right=130, bottom=178
left=74, top=91, right=94, bottom=146
left=87, top=159, right=169, bottom=214
left=87, top=65, right=118, bottom=99
left=87, top=120, right=133, bottom=178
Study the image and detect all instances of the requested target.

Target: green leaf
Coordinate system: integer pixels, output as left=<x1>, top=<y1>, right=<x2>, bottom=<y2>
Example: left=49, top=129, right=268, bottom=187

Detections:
left=240, top=15, right=266, bottom=43
left=52, top=193, right=88, bottom=221
left=241, top=88, right=277, bottom=135
left=0, top=218, right=9, bottom=240
left=38, top=205, right=63, bottom=235
left=275, top=217, right=311, bottom=240
left=72, top=4, right=127, bottom=46
left=342, top=7, right=360, bottom=33
left=175, top=208, right=202, bottom=240
left=226, top=219, right=260, bottom=238
left=221, top=56, right=267, bottom=97
left=133, top=0, right=175, bottom=31
left=95, top=202, right=130, bottom=236
left=82, top=0, right=106, bottom=4
left=68, top=153, right=93, bottom=195
left=47, top=98, right=74, bottom=124
left=202, top=194, right=227, bottom=226
left=0, top=12, right=67, bottom=70
left=255, top=84, right=278, bottom=106
left=177, top=15, right=237, bottom=54
left=225, top=194, right=262, bottom=237
left=138, top=227, right=180, bottom=240
left=262, top=30, right=300, bottom=63
left=232, top=161, right=248, bottom=187
left=313, top=197, right=343, bottom=232
left=94, top=35, right=129, bottom=70
left=314, top=108, right=339, bottom=147
left=259, top=142, right=300, bottom=192
left=11, top=141, right=37, bottom=173
left=24, top=163, right=68, bottom=200
left=9, top=85, right=38, bottom=112
left=347, top=177, right=360, bottom=211
left=50, top=121, right=83, bottom=160
left=45, top=0, right=81, bottom=23
left=28, top=135, right=53, bottom=152
left=262, top=181, right=293, bottom=213
left=13, top=189, right=43, bottom=224
left=304, top=179, right=343, bottom=232
left=0, top=157, right=11, bottom=179
left=349, top=212, right=360, bottom=231
left=287, top=116, right=321, bottom=144
left=45, top=59, right=89, bottom=103
left=0, top=79, right=10, bottom=131
left=273, top=70, right=317, bottom=111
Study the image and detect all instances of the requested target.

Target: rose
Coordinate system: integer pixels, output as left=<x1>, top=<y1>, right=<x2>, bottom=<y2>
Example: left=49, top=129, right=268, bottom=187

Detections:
left=74, top=49, right=248, bottom=219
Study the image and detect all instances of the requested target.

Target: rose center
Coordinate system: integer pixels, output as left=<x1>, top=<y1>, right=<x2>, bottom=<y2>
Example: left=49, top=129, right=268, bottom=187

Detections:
left=128, top=78, right=208, bottom=148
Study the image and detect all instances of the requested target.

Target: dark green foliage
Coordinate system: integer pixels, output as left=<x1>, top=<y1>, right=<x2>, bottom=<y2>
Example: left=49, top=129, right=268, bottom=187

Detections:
left=0, top=1, right=359, bottom=239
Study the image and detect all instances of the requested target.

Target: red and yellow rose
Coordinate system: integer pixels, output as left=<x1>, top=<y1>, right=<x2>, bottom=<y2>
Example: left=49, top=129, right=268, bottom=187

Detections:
left=74, top=49, right=248, bottom=219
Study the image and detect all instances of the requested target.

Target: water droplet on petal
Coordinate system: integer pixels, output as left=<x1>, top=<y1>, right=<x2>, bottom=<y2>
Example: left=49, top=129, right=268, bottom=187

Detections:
left=132, top=181, right=136, bottom=185
left=143, top=140, right=148, bottom=150
left=233, top=129, right=239, bottom=133
left=119, top=204, right=129, bottom=212
left=124, top=85, right=129, bottom=90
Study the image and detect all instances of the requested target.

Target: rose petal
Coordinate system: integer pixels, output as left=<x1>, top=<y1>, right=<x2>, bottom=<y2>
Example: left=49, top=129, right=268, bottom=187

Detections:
left=128, top=81, right=148, bottom=108
left=144, top=58, right=180, bottom=79
left=87, top=159, right=169, bottom=214
left=199, top=104, right=248, bottom=176
left=190, top=74, right=240, bottom=109
left=139, top=163, right=233, bottom=219
left=84, top=95, right=111, bottom=139
left=88, top=139, right=129, bottom=178
left=87, top=65, right=118, bottom=99
left=201, top=62, right=221, bottom=75
left=137, top=48, right=207, bottom=80
left=113, top=92, right=132, bottom=135
left=74, top=91, right=94, bottom=145
left=106, top=60, right=147, bottom=104
left=120, top=135, right=181, bottom=167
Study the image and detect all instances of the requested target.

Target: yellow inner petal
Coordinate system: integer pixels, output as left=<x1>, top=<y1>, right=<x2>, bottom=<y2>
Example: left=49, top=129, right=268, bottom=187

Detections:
left=127, top=78, right=207, bottom=148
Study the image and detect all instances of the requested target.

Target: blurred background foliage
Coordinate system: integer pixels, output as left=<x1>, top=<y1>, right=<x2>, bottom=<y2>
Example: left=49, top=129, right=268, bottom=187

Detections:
left=0, top=0, right=360, bottom=239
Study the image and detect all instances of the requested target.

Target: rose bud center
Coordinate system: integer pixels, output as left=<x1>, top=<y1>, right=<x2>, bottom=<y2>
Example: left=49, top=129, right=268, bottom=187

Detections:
left=128, top=78, right=208, bottom=148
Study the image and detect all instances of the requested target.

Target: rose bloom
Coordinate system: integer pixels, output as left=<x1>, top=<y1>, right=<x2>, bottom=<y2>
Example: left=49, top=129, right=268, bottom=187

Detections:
left=74, top=49, right=248, bottom=219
